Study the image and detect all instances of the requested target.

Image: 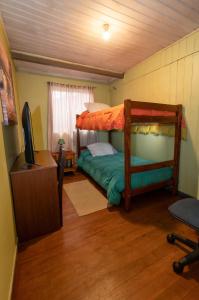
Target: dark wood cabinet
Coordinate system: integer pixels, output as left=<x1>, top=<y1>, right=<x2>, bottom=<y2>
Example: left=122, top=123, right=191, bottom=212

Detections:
left=10, top=150, right=61, bottom=243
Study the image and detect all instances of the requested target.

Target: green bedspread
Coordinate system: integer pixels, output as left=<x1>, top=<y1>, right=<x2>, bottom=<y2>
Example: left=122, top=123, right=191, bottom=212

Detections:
left=77, top=150, right=173, bottom=205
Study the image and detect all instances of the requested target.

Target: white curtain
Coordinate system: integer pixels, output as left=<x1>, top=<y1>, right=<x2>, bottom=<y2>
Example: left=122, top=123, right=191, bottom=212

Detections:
left=48, top=82, right=97, bottom=152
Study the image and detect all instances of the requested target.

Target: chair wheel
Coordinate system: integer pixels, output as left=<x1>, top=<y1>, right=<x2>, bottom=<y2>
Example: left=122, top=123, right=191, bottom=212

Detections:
left=167, top=233, right=175, bottom=244
left=173, top=261, right=184, bottom=274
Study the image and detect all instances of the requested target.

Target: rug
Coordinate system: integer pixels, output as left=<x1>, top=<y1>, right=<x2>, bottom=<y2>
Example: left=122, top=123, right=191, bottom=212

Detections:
left=63, top=180, right=108, bottom=216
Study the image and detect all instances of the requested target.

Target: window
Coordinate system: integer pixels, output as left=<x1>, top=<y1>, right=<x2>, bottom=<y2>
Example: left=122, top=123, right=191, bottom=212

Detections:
left=48, top=82, right=96, bottom=152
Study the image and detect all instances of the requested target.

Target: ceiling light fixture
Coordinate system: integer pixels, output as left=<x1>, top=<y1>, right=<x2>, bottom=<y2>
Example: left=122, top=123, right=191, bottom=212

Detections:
left=102, top=23, right=110, bottom=41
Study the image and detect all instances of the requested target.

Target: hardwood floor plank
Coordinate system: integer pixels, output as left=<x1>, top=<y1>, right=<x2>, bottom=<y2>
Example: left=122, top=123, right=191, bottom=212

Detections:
left=12, top=171, right=199, bottom=300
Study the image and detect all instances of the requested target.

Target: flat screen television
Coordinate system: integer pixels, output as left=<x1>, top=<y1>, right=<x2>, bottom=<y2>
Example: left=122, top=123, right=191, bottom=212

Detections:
left=22, top=102, right=35, bottom=164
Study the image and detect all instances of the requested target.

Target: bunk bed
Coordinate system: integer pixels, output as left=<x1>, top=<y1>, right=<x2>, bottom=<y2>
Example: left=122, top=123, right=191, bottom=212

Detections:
left=76, top=99, right=182, bottom=211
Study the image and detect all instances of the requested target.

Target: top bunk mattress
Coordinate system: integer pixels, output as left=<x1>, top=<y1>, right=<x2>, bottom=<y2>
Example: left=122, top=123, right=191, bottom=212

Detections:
left=76, top=103, right=184, bottom=131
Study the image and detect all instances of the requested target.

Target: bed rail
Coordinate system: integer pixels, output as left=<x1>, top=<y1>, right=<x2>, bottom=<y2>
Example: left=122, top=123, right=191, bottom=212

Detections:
left=130, top=160, right=174, bottom=173
left=129, top=179, right=174, bottom=197
left=129, top=100, right=180, bottom=112
left=131, top=115, right=177, bottom=124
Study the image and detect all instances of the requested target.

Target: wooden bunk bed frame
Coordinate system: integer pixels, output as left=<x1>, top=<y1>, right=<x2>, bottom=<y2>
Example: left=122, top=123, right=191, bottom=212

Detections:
left=76, top=99, right=182, bottom=211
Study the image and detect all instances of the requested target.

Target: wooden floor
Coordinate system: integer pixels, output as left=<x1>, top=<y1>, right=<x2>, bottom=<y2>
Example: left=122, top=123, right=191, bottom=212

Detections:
left=12, top=171, right=199, bottom=300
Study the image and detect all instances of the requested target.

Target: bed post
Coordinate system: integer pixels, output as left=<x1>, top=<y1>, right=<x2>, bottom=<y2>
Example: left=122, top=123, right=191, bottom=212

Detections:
left=76, top=114, right=80, bottom=158
left=173, top=105, right=182, bottom=195
left=124, top=99, right=132, bottom=211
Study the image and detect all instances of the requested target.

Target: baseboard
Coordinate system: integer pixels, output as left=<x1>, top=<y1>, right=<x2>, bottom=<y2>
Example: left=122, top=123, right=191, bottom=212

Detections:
left=177, top=190, right=193, bottom=199
left=8, top=243, right=17, bottom=300
left=165, top=186, right=193, bottom=199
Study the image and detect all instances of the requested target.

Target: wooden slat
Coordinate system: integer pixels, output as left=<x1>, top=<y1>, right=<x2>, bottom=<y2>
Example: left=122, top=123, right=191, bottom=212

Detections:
left=130, top=179, right=174, bottom=196
left=11, top=51, right=124, bottom=79
left=14, top=60, right=115, bottom=84
left=128, top=99, right=181, bottom=112
left=0, top=0, right=199, bottom=75
left=131, top=115, right=177, bottom=124
left=12, top=171, right=199, bottom=300
left=130, top=160, right=174, bottom=174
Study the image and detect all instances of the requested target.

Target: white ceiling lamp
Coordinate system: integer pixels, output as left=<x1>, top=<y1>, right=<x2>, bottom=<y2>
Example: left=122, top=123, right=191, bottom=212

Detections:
left=102, top=24, right=110, bottom=41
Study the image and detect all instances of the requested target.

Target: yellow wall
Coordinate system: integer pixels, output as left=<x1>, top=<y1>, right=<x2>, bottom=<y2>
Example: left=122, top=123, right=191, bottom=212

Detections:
left=16, top=72, right=111, bottom=150
left=111, top=29, right=199, bottom=198
left=0, top=18, right=21, bottom=300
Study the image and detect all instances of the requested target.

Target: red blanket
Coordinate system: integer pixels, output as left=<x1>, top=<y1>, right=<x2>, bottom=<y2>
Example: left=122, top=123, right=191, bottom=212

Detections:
left=76, top=104, right=185, bottom=130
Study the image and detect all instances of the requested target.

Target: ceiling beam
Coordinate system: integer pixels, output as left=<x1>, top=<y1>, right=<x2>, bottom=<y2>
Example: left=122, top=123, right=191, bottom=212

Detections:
left=11, top=50, right=124, bottom=79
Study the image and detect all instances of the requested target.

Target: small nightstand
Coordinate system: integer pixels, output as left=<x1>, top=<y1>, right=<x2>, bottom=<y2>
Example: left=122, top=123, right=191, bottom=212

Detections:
left=52, top=150, right=76, bottom=173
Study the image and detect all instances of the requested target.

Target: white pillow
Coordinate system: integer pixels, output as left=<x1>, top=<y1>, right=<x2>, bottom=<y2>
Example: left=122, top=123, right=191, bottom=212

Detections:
left=87, top=143, right=117, bottom=157
left=84, top=102, right=110, bottom=112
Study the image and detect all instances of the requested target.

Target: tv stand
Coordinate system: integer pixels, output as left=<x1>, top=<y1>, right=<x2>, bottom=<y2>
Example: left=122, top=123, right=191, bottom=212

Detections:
left=10, top=150, right=61, bottom=243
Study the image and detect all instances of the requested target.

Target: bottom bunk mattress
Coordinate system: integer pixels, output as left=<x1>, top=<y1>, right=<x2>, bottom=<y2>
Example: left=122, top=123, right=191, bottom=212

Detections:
left=77, top=150, right=173, bottom=205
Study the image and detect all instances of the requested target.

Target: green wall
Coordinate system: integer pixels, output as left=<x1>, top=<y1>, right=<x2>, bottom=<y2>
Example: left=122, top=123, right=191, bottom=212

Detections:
left=16, top=26, right=199, bottom=198
left=0, top=17, right=21, bottom=300
left=111, top=29, right=199, bottom=198
left=16, top=72, right=111, bottom=150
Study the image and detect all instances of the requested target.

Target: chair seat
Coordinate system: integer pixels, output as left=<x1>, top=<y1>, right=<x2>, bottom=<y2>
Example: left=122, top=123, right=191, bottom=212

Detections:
left=168, top=198, right=199, bottom=231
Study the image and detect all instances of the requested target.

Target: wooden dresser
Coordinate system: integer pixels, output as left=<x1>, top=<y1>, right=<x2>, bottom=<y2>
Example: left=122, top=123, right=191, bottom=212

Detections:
left=10, top=150, right=61, bottom=243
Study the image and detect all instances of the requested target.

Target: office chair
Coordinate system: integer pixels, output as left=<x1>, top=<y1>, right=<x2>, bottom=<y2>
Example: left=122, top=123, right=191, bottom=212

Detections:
left=167, top=198, right=199, bottom=274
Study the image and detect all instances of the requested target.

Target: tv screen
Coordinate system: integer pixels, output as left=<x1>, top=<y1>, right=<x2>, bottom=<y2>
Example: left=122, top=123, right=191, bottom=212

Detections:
left=22, top=102, right=35, bottom=164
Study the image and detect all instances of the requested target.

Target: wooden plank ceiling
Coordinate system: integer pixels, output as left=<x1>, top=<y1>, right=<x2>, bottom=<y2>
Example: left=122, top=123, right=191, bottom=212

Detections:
left=1, top=0, right=199, bottom=81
